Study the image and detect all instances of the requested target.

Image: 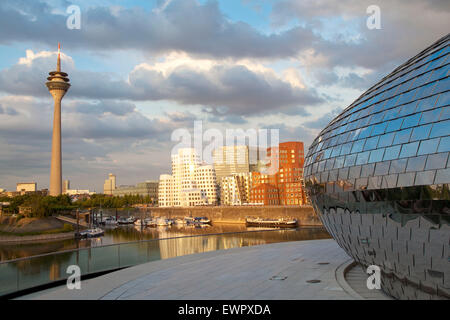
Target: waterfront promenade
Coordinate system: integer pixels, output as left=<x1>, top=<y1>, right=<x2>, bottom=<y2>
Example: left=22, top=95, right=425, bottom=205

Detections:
left=21, top=239, right=391, bottom=300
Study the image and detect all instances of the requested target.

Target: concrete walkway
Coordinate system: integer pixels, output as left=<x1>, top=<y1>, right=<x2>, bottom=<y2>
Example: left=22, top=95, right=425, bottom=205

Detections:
left=20, top=239, right=390, bottom=300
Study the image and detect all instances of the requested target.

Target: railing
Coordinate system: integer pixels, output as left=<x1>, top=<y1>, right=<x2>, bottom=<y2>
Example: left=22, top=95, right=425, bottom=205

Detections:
left=0, top=229, right=292, bottom=298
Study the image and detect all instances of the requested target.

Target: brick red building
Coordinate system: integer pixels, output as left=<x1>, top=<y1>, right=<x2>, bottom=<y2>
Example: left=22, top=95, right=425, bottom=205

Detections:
left=250, top=141, right=307, bottom=205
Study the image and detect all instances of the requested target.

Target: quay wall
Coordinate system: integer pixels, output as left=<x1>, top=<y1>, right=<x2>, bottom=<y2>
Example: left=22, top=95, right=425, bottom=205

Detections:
left=145, top=206, right=321, bottom=226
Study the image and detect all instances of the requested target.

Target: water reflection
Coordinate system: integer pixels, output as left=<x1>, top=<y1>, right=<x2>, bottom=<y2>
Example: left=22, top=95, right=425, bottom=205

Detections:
left=0, top=227, right=330, bottom=296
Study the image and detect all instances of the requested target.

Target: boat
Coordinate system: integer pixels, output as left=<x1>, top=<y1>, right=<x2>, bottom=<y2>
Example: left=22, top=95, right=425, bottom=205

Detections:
left=184, top=216, right=195, bottom=224
left=156, top=217, right=172, bottom=226
left=117, top=216, right=136, bottom=225
left=174, top=218, right=187, bottom=225
left=102, top=216, right=117, bottom=226
left=245, top=217, right=298, bottom=228
left=76, top=227, right=104, bottom=238
left=192, top=217, right=211, bottom=225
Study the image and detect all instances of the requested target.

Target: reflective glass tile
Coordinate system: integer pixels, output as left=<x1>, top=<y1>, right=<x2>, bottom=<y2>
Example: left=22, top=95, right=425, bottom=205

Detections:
left=435, top=91, right=450, bottom=108
left=401, top=113, right=421, bottom=129
left=369, top=148, right=385, bottom=163
left=397, top=101, right=417, bottom=117
left=372, top=122, right=387, bottom=135
left=393, top=128, right=413, bottom=145
left=416, top=95, right=439, bottom=112
left=344, top=154, right=357, bottom=167
left=340, top=142, right=353, bottom=156
left=410, top=124, right=432, bottom=141
left=399, top=141, right=419, bottom=158
left=432, top=77, right=450, bottom=94
left=351, top=139, right=365, bottom=153
left=389, top=158, right=408, bottom=174
left=338, top=167, right=349, bottom=180
left=414, top=170, right=436, bottom=186
left=406, top=155, right=427, bottom=172
left=374, top=161, right=391, bottom=176
left=383, top=106, right=401, bottom=121
left=430, top=119, right=450, bottom=138
left=386, top=118, right=403, bottom=132
left=437, top=136, right=450, bottom=152
left=364, top=136, right=380, bottom=151
left=357, top=125, right=373, bottom=139
left=439, top=106, right=450, bottom=121
left=355, top=151, right=370, bottom=165
left=434, top=168, right=450, bottom=184
left=425, top=152, right=449, bottom=170
left=397, top=172, right=416, bottom=187
left=349, top=166, right=362, bottom=179
left=381, top=174, right=398, bottom=188
left=378, top=132, right=396, bottom=148
left=417, top=138, right=440, bottom=155
left=333, top=156, right=345, bottom=169
left=360, top=163, right=375, bottom=177
left=384, top=145, right=401, bottom=161
left=325, top=158, right=335, bottom=170
left=420, top=108, right=443, bottom=125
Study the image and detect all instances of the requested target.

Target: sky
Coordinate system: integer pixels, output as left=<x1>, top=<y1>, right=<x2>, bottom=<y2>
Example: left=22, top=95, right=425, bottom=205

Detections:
left=0, top=0, right=449, bottom=192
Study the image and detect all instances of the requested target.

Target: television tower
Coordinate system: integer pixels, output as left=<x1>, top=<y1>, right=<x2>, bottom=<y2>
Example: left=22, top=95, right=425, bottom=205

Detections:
left=46, top=43, right=70, bottom=196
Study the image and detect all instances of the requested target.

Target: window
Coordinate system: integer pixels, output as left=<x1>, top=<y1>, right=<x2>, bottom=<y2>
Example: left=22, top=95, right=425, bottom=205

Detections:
left=401, top=113, right=421, bottom=129
left=364, top=136, right=380, bottom=151
left=355, top=151, right=370, bottom=165
left=386, top=118, right=403, bottom=132
left=420, top=108, right=442, bottom=125
left=425, top=152, right=448, bottom=170
left=406, top=155, right=427, bottom=172
left=438, top=136, right=450, bottom=153
left=351, top=139, right=365, bottom=153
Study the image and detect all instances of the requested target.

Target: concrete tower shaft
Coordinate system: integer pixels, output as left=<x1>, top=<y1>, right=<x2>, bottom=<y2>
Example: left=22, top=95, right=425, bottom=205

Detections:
left=46, top=43, right=70, bottom=196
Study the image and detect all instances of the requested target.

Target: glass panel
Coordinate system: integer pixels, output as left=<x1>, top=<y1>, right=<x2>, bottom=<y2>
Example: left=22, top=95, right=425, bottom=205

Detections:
left=430, top=119, right=450, bottom=138
left=434, top=168, right=450, bottom=184
left=435, top=92, right=450, bottom=108
left=389, top=159, right=407, bottom=174
left=439, top=106, right=450, bottom=121
left=383, top=145, right=401, bottom=161
left=417, top=138, right=440, bottom=155
left=432, top=77, right=450, bottom=95
left=416, top=95, right=439, bottom=112
left=425, top=152, right=449, bottom=170
left=0, top=263, right=18, bottom=296
left=397, top=101, right=417, bottom=117
left=384, top=106, right=401, bottom=121
left=393, top=128, right=412, bottom=145
left=368, top=148, right=385, bottom=163
left=378, top=132, right=395, bottom=148
left=364, top=136, right=380, bottom=151
left=415, top=170, right=436, bottom=186
left=420, top=108, right=443, bottom=125
left=401, top=113, right=421, bottom=129
left=386, top=118, right=403, bottom=132
left=397, top=172, right=416, bottom=187
left=406, top=155, right=427, bottom=172
left=351, top=139, right=365, bottom=153
left=356, top=125, right=373, bottom=139
left=372, top=122, right=387, bottom=135
left=360, top=164, right=375, bottom=177
left=349, top=165, right=362, bottom=179
left=118, top=242, right=149, bottom=268
left=437, top=136, right=450, bottom=152
left=89, top=246, right=120, bottom=273
left=355, top=151, right=370, bottom=165
left=410, top=124, right=432, bottom=141
left=344, top=154, right=357, bottom=167
left=374, top=161, right=390, bottom=176
left=399, top=142, right=419, bottom=158
left=340, top=142, right=353, bottom=156
left=333, top=156, right=345, bottom=169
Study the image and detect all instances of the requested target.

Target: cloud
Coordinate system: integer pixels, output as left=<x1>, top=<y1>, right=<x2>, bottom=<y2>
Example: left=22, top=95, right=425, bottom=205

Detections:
left=0, top=50, right=324, bottom=117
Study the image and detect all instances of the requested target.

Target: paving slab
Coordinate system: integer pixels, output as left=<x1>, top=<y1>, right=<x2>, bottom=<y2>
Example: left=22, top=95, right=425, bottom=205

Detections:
left=18, top=239, right=389, bottom=300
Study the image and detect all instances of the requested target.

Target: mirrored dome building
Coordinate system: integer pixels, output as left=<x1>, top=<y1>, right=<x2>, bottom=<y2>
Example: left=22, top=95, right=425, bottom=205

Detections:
left=304, top=34, right=450, bottom=299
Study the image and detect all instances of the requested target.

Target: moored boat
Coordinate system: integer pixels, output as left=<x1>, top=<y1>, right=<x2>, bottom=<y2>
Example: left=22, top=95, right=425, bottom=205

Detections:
left=245, top=217, right=297, bottom=228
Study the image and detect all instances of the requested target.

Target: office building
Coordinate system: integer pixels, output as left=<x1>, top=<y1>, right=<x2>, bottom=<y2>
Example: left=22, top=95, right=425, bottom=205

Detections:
left=103, top=173, right=116, bottom=195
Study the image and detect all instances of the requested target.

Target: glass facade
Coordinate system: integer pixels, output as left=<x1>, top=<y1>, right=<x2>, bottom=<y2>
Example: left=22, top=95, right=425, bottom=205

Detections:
left=304, top=34, right=450, bottom=299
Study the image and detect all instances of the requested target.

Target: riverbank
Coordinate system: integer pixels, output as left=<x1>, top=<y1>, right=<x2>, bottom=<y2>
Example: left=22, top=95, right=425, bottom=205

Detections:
left=0, top=216, right=75, bottom=242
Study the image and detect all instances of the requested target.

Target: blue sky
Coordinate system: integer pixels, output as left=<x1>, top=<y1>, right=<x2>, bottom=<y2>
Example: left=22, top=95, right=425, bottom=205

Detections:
left=0, top=0, right=448, bottom=191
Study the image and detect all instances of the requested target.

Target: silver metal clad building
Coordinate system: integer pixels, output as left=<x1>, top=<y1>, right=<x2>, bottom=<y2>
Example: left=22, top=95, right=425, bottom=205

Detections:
left=304, top=34, right=450, bottom=299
